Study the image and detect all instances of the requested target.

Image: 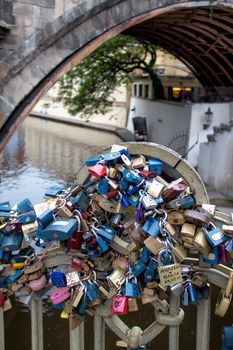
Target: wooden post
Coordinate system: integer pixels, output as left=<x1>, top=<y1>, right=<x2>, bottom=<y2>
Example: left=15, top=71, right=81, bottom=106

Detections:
left=196, top=291, right=211, bottom=350
left=94, top=315, right=105, bottom=350
left=31, top=298, right=43, bottom=350
left=169, top=294, right=180, bottom=350
left=0, top=310, right=5, bottom=350
left=70, top=322, right=84, bottom=350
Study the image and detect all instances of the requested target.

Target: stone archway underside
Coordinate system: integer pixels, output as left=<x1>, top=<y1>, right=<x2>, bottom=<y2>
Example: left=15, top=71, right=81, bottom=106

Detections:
left=0, top=0, right=232, bottom=150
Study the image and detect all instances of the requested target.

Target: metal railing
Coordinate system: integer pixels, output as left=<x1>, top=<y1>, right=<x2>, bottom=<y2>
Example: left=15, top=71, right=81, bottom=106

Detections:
left=0, top=260, right=231, bottom=350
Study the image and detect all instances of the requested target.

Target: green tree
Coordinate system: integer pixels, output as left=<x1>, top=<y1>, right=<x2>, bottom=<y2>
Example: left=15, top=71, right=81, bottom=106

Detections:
left=57, top=35, right=164, bottom=117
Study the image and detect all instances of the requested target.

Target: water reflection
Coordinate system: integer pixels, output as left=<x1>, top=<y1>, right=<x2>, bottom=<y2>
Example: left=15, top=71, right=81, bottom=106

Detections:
left=0, top=116, right=230, bottom=350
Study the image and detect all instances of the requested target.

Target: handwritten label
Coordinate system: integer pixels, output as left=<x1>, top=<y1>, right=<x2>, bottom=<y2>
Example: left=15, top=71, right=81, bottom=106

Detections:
left=158, top=263, right=183, bottom=287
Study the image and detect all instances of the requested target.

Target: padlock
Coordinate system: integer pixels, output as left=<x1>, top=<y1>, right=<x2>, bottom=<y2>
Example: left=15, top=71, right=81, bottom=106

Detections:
left=66, top=231, right=82, bottom=250
left=187, top=282, right=199, bottom=305
left=147, top=180, right=164, bottom=198
left=85, top=156, right=102, bottom=166
left=204, top=223, right=228, bottom=247
left=110, top=213, right=123, bottom=227
left=97, top=225, right=116, bottom=242
left=132, top=155, right=146, bottom=169
left=65, top=271, right=80, bottom=287
left=181, top=223, right=196, bottom=238
left=170, top=241, right=187, bottom=262
left=97, top=178, right=110, bottom=195
left=221, top=326, right=233, bottom=350
left=1, top=232, right=23, bottom=251
left=57, top=206, right=73, bottom=218
left=182, top=286, right=189, bottom=307
left=167, top=210, right=185, bottom=225
left=157, top=249, right=183, bottom=287
left=88, top=164, right=107, bottom=179
left=144, top=236, right=164, bottom=255
left=122, top=168, right=143, bottom=184
left=121, top=153, right=132, bottom=168
left=21, top=222, right=38, bottom=236
left=37, top=208, right=54, bottom=229
left=128, top=297, right=139, bottom=312
left=73, top=191, right=90, bottom=212
left=6, top=269, right=24, bottom=283
left=44, top=185, right=63, bottom=198
left=51, top=271, right=67, bottom=287
left=141, top=247, right=151, bottom=264
left=202, top=204, right=216, bottom=217
left=107, top=268, right=126, bottom=288
left=215, top=289, right=232, bottom=317
left=17, top=198, right=34, bottom=214
left=112, top=295, right=128, bottom=315
left=163, top=181, right=187, bottom=202
left=147, top=159, right=163, bottom=174
left=0, top=201, right=11, bottom=212
left=184, top=210, right=211, bottom=227
left=127, top=193, right=140, bottom=207
left=142, top=216, right=160, bottom=238
left=112, top=257, right=128, bottom=272
left=103, top=151, right=122, bottom=164
left=72, top=285, right=85, bottom=308
left=131, top=259, right=146, bottom=278
left=166, top=196, right=195, bottom=209
left=50, top=287, right=70, bottom=304
left=143, top=258, right=155, bottom=283
left=86, top=281, right=101, bottom=302
left=170, top=282, right=185, bottom=297
left=141, top=194, right=159, bottom=210
left=203, top=246, right=220, bottom=264
left=18, top=212, right=37, bottom=224
left=219, top=245, right=228, bottom=263
left=124, top=276, right=140, bottom=298
left=193, top=227, right=211, bottom=255
left=141, top=291, right=158, bottom=304
left=40, top=217, right=79, bottom=241
left=191, top=272, right=208, bottom=289
left=222, top=225, right=233, bottom=237
left=29, top=274, right=47, bottom=291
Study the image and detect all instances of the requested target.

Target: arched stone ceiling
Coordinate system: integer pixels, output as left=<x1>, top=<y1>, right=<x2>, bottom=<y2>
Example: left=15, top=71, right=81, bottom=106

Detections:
left=124, top=6, right=233, bottom=88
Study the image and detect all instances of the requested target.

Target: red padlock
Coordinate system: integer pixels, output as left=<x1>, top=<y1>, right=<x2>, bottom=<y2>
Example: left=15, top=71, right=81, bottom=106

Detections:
left=107, top=189, right=119, bottom=198
left=88, top=164, right=107, bottom=179
left=139, top=170, right=157, bottom=179
left=66, top=232, right=82, bottom=250
left=71, top=258, right=83, bottom=272
left=111, top=295, right=128, bottom=315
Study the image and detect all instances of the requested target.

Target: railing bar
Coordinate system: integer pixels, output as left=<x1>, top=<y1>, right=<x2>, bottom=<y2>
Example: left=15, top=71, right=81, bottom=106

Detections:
left=196, top=289, right=211, bottom=350
left=94, top=315, right=105, bottom=350
left=169, top=293, right=180, bottom=350
left=69, top=321, right=84, bottom=350
left=31, top=297, right=43, bottom=350
left=0, top=310, right=5, bottom=350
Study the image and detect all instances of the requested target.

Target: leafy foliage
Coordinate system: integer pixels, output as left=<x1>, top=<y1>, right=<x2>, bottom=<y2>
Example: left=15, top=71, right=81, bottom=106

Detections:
left=57, top=35, right=164, bottom=117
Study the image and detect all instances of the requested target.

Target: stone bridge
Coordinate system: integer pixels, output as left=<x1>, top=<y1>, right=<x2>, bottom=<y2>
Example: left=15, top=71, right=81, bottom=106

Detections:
left=0, top=0, right=233, bottom=150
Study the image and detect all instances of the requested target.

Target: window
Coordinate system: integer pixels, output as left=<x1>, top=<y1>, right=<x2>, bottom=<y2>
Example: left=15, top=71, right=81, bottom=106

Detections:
left=133, top=84, right=137, bottom=96
left=139, top=84, right=143, bottom=97
left=145, top=84, right=149, bottom=98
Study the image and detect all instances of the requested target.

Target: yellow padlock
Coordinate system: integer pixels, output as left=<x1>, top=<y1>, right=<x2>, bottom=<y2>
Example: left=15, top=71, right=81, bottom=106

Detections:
left=215, top=290, right=232, bottom=317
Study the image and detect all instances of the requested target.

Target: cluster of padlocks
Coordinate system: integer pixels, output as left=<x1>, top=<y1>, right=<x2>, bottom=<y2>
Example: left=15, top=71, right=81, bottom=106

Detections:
left=0, top=144, right=233, bottom=333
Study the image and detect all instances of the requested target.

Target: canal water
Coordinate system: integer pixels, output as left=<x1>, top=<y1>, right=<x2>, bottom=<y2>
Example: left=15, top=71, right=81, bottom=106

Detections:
left=0, top=116, right=230, bottom=349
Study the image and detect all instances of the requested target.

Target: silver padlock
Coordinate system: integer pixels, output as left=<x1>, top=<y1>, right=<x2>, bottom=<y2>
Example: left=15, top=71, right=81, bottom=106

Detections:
left=141, top=194, right=158, bottom=210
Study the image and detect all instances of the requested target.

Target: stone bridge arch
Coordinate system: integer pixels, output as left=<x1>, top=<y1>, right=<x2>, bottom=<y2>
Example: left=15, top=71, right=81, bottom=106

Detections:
left=0, top=0, right=232, bottom=150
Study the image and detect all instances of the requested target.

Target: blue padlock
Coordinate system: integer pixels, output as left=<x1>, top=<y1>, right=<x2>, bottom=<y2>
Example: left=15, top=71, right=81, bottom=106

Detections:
left=131, top=259, right=146, bottom=278
left=119, top=193, right=130, bottom=208
left=148, top=159, right=163, bottom=174
left=40, top=218, right=78, bottom=241
left=166, top=195, right=195, bottom=209
left=0, top=212, right=11, bottom=218
left=44, top=185, right=63, bottom=198
left=1, top=232, right=23, bottom=251
left=0, top=201, right=11, bottom=212
left=86, top=282, right=101, bottom=301
left=143, top=259, right=155, bottom=283
left=73, top=191, right=90, bottom=212
left=77, top=296, right=87, bottom=314
left=188, top=283, right=199, bottom=305
left=103, top=151, right=121, bottom=164
left=124, top=277, right=140, bottom=298
left=221, top=326, right=233, bottom=350
left=205, top=225, right=229, bottom=247
left=225, top=239, right=233, bottom=253
left=97, top=225, right=116, bottom=242
left=127, top=193, right=140, bottom=207
left=17, top=198, right=34, bottom=214
left=18, top=212, right=36, bottom=224
left=203, top=246, right=220, bottom=264
left=142, top=247, right=151, bottom=264
left=51, top=272, right=67, bottom=287
left=97, top=179, right=110, bottom=195
left=182, top=287, right=189, bottom=307
left=142, top=216, right=160, bottom=238
left=118, top=179, right=130, bottom=191
left=122, top=168, right=143, bottom=184
left=7, top=269, right=24, bottom=284
left=95, top=236, right=109, bottom=254
left=85, top=156, right=101, bottom=166
left=37, top=208, right=54, bottom=229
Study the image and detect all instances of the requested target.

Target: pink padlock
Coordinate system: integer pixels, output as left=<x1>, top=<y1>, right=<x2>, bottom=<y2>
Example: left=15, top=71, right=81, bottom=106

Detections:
left=29, top=274, right=47, bottom=291
left=50, top=287, right=70, bottom=304
left=112, top=295, right=128, bottom=315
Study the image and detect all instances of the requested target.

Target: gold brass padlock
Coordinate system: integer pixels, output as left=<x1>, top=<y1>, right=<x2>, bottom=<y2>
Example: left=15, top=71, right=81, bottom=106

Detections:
left=109, top=167, right=117, bottom=178
left=21, top=222, right=38, bottom=235
left=57, top=206, right=73, bottom=218
left=202, top=204, right=216, bottom=217
left=225, top=271, right=233, bottom=297
left=157, top=249, right=183, bottom=287
left=132, top=155, right=146, bottom=169
left=128, top=297, right=139, bottom=312
left=107, top=268, right=125, bottom=288
left=181, top=235, right=194, bottom=244
left=69, top=315, right=83, bottom=331
left=215, top=290, right=232, bottom=317
left=181, top=223, right=196, bottom=237
left=170, top=242, right=187, bottom=262
left=193, top=227, right=211, bottom=256
left=141, top=292, right=158, bottom=304
left=144, top=236, right=164, bottom=255
left=167, top=210, right=185, bottom=225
